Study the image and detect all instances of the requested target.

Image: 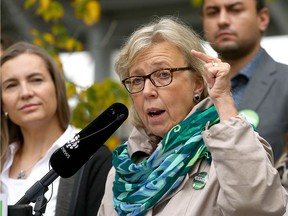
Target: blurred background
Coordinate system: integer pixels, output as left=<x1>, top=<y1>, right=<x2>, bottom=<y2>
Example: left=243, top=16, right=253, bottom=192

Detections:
left=1, top=0, right=288, bottom=148
left=2, top=0, right=288, bottom=83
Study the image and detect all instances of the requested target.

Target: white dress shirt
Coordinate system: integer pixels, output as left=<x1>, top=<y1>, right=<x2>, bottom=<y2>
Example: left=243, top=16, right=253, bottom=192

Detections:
left=0, top=125, right=75, bottom=216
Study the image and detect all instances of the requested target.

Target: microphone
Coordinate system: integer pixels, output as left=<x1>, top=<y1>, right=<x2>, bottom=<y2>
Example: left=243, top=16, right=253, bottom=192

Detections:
left=15, top=102, right=128, bottom=205
left=50, top=102, right=128, bottom=178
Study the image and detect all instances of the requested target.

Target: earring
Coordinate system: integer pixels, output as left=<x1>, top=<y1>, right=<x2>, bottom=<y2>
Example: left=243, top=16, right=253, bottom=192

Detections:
left=193, top=93, right=201, bottom=103
left=4, top=112, right=8, bottom=117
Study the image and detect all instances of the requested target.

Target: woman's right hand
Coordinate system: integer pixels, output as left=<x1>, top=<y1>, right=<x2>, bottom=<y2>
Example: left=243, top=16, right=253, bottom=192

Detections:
left=191, top=49, right=238, bottom=121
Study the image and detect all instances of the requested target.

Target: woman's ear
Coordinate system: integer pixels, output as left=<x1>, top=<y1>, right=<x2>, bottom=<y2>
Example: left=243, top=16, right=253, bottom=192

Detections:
left=194, top=79, right=204, bottom=96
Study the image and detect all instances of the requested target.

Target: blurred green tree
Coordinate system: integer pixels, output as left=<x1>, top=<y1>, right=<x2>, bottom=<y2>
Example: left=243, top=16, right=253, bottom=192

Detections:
left=24, top=0, right=129, bottom=150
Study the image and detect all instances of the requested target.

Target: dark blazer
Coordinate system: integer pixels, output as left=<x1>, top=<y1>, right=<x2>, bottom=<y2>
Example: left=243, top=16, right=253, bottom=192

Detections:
left=55, top=145, right=112, bottom=216
left=238, top=49, right=288, bottom=162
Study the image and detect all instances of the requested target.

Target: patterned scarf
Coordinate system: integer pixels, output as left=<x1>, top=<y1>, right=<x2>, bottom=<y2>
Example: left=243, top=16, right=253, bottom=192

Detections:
left=112, top=105, right=219, bottom=216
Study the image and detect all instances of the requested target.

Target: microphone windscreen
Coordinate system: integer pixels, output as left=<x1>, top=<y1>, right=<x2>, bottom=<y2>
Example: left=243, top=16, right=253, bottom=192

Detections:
left=50, top=103, right=128, bottom=178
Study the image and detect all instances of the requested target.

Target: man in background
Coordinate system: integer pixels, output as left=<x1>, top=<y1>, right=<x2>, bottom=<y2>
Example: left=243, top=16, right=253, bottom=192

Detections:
left=201, top=0, right=288, bottom=162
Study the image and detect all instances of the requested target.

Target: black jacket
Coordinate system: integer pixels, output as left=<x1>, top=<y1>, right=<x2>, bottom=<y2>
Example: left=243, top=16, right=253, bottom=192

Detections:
left=55, top=145, right=112, bottom=216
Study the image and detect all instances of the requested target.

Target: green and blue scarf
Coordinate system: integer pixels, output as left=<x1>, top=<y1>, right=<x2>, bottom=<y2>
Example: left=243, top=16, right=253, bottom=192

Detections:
left=112, top=105, right=219, bottom=216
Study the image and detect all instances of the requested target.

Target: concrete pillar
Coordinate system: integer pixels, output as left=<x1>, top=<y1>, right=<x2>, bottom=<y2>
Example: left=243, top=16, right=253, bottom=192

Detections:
left=87, top=19, right=116, bottom=82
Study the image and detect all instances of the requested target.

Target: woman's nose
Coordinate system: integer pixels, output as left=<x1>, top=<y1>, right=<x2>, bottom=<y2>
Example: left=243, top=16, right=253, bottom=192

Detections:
left=20, top=82, right=33, bottom=98
left=142, top=78, right=157, bottom=97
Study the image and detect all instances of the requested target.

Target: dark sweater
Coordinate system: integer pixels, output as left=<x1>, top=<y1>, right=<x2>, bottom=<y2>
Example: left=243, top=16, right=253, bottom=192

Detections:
left=55, top=145, right=112, bottom=216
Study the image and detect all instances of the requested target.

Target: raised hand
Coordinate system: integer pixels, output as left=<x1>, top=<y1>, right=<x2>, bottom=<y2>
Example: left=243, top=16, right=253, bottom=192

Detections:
left=191, top=49, right=237, bottom=121
left=191, top=49, right=231, bottom=100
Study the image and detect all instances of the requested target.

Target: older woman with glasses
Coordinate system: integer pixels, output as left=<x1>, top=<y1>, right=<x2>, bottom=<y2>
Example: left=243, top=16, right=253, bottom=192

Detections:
left=97, top=17, right=287, bottom=216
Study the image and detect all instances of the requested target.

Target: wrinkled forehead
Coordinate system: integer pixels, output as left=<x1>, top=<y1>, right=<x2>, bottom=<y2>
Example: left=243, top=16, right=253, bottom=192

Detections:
left=128, top=41, right=185, bottom=74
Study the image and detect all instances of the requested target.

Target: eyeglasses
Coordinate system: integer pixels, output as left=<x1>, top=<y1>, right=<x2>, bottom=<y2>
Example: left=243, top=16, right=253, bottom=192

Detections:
left=122, top=67, right=192, bottom=94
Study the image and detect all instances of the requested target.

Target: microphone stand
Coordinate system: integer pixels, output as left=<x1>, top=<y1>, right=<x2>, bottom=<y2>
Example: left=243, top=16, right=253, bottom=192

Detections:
left=8, top=169, right=59, bottom=216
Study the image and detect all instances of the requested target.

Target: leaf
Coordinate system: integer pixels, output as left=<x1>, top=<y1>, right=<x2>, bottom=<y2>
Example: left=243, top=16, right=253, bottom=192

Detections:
left=105, top=136, right=121, bottom=151
left=65, top=38, right=76, bottom=51
left=31, top=28, right=40, bottom=36
left=36, top=0, right=51, bottom=15
left=43, top=33, right=55, bottom=44
left=74, top=41, right=83, bottom=51
left=66, top=81, right=77, bottom=99
left=83, top=1, right=101, bottom=25
left=51, top=24, right=66, bottom=35
left=33, top=38, right=43, bottom=46
left=24, top=0, right=37, bottom=9
left=190, top=0, right=202, bottom=7
left=50, top=1, right=64, bottom=20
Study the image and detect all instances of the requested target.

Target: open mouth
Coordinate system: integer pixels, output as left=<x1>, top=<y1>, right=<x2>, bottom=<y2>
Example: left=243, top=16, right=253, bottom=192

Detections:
left=148, top=110, right=165, bottom=117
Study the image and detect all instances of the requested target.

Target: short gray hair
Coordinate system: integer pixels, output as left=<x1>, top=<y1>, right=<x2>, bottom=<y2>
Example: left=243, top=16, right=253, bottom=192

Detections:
left=115, top=16, right=208, bottom=128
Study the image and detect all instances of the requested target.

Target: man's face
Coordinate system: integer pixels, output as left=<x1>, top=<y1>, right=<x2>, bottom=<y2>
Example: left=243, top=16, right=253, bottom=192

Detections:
left=202, top=0, right=269, bottom=60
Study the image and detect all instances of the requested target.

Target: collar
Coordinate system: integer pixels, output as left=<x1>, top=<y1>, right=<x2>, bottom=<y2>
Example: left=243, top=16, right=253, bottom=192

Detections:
left=127, top=98, right=214, bottom=158
left=2, top=125, right=75, bottom=173
left=233, top=47, right=264, bottom=80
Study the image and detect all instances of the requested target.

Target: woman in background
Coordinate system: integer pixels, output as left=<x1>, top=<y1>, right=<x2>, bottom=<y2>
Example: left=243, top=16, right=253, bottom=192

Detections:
left=1, top=42, right=112, bottom=215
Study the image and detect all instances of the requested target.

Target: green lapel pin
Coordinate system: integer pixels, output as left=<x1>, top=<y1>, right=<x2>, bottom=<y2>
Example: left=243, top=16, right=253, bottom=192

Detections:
left=192, top=172, right=209, bottom=190
left=239, top=109, right=260, bottom=129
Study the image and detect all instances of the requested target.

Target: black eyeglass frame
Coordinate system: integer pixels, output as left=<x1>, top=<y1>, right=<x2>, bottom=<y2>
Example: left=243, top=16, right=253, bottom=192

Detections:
left=122, top=67, right=192, bottom=94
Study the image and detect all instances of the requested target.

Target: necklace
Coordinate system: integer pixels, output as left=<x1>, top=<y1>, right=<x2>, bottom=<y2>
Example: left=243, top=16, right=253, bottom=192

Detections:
left=17, top=170, right=28, bottom=179
left=17, top=156, right=43, bottom=179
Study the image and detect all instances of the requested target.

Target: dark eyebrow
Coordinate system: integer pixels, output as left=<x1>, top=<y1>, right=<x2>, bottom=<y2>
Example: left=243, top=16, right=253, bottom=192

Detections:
left=2, top=72, right=44, bottom=84
left=204, top=1, right=243, bottom=10
left=2, top=78, right=16, bottom=86
left=27, top=72, right=45, bottom=78
left=226, top=1, right=244, bottom=9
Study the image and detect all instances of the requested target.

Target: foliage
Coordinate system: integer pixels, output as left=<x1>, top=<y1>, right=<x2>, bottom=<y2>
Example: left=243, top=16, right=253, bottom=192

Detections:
left=67, top=79, right=130, bottom=150
left=67, top=79, right=130, bottom=129
left=23, top=0, right=99, bottom=57
left=23, top=0, right=130, bottom=150
left=190, top=0, right=203, bottom=7
left=71, top=0, right=101, bottom=25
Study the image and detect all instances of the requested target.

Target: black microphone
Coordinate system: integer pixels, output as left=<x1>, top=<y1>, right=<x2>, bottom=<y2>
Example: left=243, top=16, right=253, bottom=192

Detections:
left=50, top=102, right=128, bottom=178
left=15, top=102, right=128, bottom=205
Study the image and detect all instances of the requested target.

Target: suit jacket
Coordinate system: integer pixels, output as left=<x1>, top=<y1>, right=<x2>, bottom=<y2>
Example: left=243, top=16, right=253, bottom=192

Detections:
left=55, top=145, right=112, bottom=216
left=238, top=49, right=288, bottom=162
